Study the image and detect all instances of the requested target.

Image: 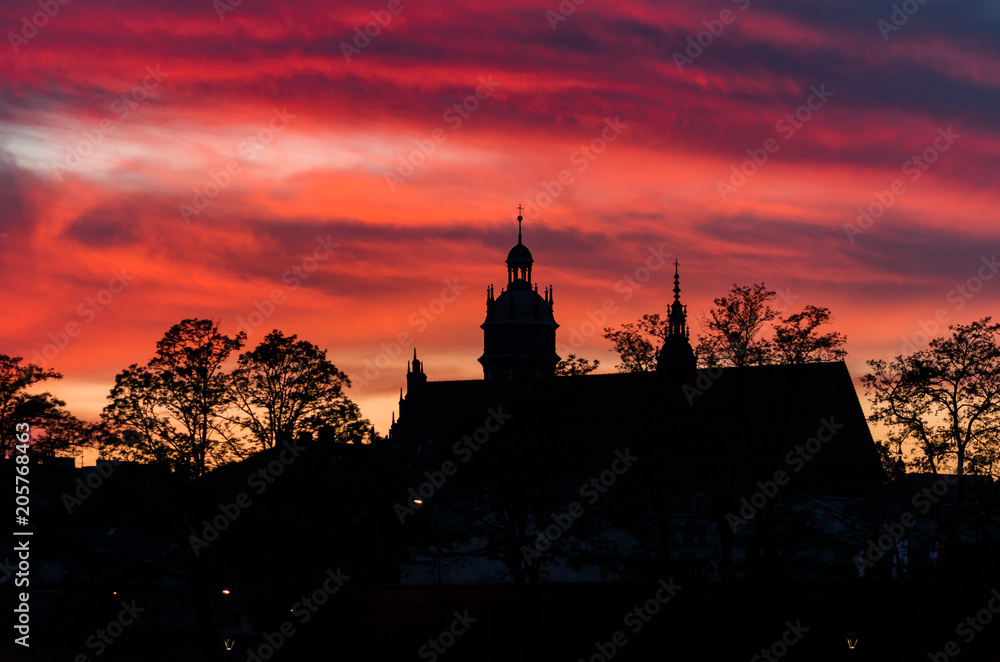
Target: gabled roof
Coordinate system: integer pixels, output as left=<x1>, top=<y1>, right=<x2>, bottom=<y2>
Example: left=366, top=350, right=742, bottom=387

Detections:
left=392, top=361, right=885, bottom=496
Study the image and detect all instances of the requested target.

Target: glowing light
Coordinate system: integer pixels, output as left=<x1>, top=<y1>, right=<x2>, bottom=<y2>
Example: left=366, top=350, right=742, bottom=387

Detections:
left=224, top=639, right=235, bottom=651
left=222, top=588, right=231, bottom=595
left=413, top=499, right=423, bottom=505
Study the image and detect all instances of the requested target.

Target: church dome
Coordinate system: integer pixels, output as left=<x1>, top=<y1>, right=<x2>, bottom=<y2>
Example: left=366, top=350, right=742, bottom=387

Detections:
left=506, top=242, right=533, bottom=266
left=486, top=286, right=556, bottom=325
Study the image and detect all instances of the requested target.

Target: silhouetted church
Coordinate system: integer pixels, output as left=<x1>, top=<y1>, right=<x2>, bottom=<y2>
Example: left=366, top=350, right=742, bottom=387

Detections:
left=392, top=211, right=700, bottom=393
left=478, top=215, right=559, bottom=380
left=389, top=211, right=885, bottom=581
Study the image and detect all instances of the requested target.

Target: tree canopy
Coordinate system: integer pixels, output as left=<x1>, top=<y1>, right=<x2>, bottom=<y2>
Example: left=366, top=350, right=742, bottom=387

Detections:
left=863, top=317, right=1000, bottom=478
left=554, top=353, right=600, bottom=376
left=772, top=305, right=848, bottom=364
left=101, top=319, right=247, bottom=478
left=0, top=355, right=91, bottom=457
left=602, top=313, right=666, bottom=372
left=228, top=329, right=372, bottom=449
left=100, top=320, right=374, bottom=478
left=603, top=283, right=847, bottom=371
left=696, top=283, right=778, bottom=367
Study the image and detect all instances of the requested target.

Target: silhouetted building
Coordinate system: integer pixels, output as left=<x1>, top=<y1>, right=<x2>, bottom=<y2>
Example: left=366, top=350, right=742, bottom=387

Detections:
left=19, top=213, right=996, bottom=662
left=389, top=211, right=888, bottom=581
left=656, top=259, right=696, bottom=381
left=478, top=213, right=559, bottom=379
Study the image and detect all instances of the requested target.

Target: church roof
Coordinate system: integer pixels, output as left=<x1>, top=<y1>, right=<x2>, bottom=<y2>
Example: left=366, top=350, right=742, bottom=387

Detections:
left=392, top=361, right=885, bottom=496
left=506, top=242, right=533, bottom=266
left=483, top=286, right=556, bottom=325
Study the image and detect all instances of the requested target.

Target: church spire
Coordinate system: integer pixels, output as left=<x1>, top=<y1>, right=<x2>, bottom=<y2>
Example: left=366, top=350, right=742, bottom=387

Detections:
left=407, top=348, right=427, bottom=392
left=505, top=204, right=533, bottom=286
left=667, top=259, right=688, bottom=339
left=657, top=258, right=696, bottom=380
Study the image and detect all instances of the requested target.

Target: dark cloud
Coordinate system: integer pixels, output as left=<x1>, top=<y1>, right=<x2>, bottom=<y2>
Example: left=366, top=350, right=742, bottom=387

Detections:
left=63, top=210, right=140, bottom=247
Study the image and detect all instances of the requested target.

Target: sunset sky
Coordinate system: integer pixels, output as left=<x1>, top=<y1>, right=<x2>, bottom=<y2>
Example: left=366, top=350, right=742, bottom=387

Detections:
left=2, top=0, right=998, bottom=441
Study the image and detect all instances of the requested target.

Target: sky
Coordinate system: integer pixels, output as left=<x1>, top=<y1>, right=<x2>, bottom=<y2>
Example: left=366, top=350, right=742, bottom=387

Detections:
left=1, top=0, right=998, bottom=441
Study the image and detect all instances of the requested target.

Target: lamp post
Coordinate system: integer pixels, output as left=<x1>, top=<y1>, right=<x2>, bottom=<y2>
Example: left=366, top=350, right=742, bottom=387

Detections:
left=845, top=632, right=859, bottom=657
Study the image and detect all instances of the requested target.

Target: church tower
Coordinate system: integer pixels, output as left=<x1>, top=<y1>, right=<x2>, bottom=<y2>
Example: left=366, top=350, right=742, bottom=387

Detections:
left=478, top=209, right=559, bottom=379
left=656, top=260, right=696, bottom=378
